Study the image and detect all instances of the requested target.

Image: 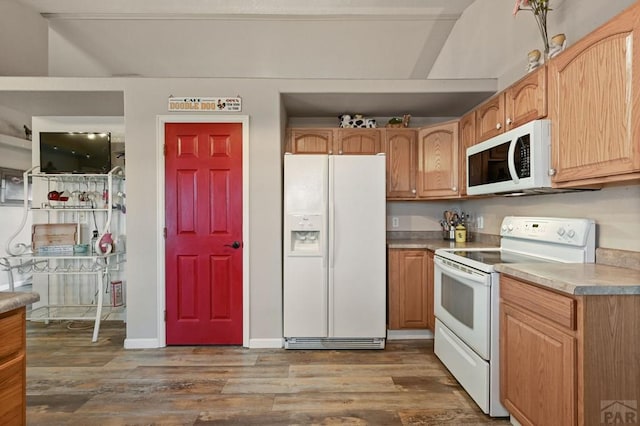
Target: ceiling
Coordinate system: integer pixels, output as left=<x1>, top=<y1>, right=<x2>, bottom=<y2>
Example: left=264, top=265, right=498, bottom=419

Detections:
left=7, top=0, right=495, bottom=118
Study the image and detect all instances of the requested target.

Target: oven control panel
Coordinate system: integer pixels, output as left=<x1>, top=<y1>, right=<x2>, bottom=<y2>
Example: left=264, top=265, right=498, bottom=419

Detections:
left=500, top=216, right=595, bottom=246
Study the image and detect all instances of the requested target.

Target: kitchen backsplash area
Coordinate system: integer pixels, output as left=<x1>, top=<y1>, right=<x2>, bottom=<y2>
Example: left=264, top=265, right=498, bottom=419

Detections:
left=386, top=184, right=640, bottom=252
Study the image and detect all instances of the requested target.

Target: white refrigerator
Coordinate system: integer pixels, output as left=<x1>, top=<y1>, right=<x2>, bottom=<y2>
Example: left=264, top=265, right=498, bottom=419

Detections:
left=283, top=154, right=386, bottom=349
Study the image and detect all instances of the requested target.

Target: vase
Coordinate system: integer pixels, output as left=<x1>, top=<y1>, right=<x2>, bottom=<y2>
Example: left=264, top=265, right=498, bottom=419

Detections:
left=548, top=33, right=567, bottom=59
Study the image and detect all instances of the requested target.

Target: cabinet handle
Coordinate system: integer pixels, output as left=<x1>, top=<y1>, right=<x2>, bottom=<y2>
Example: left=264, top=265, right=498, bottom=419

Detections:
left=328, top=150, right=333, bottom=154
left=496, top=122, right=502, bottom=130
left=506, top=118, right=513, bottom=125
left=452, top=186, right=457, bottom=192
left=548, top=168, right=557, bottom=176
left=339, top=150, right=343, bottom=155
left=411, top=189, right=417, bottom=194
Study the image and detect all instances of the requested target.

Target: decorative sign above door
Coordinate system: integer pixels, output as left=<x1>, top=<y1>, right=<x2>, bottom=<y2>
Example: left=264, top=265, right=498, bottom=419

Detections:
left=168, top=96, right=242, bottom=112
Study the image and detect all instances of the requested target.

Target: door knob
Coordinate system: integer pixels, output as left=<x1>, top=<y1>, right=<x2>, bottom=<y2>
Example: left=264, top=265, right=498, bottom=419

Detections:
left=224, top=241, right=242, bottom=249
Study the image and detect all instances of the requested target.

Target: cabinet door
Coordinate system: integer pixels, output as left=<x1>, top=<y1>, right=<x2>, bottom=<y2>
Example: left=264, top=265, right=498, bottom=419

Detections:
left=336, top=129, right=382, bottom=155
left=475, top=95, right=505, bottom=143
left=0, top=308, right=25, bottom=426
left=0, top=354, right=25, bottom=425
left=549, top=2, right=640, bottom=185
left=385, top=129, right=416, bottom=199
left=500, top=302, right=576, bottom=426
left=288, top=129, right=334, bottom=154
left=458, top=111, right=475, bottom=197
left=417, top=121, right=459, bottom=198
left=505, top=65, right=547, bottom=130
left=388, top=249, right=429, bottom=329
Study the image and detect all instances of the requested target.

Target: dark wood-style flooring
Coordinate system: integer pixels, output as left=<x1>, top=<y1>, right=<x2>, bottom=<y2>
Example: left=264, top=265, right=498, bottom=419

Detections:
left=26, top=321, right=511, bottom=425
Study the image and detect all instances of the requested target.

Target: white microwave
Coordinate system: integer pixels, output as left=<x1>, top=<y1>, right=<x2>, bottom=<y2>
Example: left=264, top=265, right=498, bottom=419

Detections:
left=467, top=120, right=553, bottom=195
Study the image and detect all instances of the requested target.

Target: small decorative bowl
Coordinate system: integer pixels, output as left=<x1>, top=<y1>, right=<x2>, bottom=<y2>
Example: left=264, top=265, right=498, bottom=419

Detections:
left=73, top=244, right=90, bottom=254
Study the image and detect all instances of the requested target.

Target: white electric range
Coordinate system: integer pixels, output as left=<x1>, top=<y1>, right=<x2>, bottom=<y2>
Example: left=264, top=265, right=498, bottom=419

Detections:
left=433, top=216, right=595, bottom=417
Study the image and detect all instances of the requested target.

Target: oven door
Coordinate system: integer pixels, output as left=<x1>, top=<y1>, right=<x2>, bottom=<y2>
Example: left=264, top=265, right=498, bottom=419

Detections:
left=434, top=256, right=492, bottom=359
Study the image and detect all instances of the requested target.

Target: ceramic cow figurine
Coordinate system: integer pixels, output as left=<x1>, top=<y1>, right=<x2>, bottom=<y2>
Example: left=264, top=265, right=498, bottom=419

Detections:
left=339, top=114, right=377, bottom=128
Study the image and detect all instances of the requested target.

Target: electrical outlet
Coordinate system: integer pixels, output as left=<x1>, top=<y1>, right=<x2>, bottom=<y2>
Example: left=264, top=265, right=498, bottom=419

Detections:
left=391, top=217, right=400, bottom=228
left=477, top=215, right=484, bottom=229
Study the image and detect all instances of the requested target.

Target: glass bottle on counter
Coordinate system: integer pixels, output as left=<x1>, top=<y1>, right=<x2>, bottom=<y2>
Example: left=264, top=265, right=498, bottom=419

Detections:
left=91, top=230, right=99, bottom=254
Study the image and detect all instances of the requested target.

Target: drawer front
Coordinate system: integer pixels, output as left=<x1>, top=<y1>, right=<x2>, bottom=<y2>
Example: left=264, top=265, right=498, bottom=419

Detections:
left=501, top=276, right=576, bottom=330
left=0, top=308, right=25, bottom=362
left=0, top=354, right=26, bottom=425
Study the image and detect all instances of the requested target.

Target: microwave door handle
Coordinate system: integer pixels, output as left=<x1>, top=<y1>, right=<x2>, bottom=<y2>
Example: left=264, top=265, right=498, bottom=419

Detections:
left=507, top=140, right=520, bottom=184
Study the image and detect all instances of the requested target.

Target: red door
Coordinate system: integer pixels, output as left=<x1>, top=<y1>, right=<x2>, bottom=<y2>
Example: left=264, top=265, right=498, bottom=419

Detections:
left=165, top=122, right=243, bottom=345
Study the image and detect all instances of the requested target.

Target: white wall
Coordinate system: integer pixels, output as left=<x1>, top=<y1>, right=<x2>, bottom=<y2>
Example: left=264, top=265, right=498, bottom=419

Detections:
left=0, top=105, right=32, bottom=139
left=122, top=78, right=284, bottom=343
left=48, top=26, right=113, bottom=77
left=460, top=185, right=640, bottom=252
left=0, top=0, right=48, bottom=76
left=387, top=183, right=640, bottom=252
left=386, top=201, right=461, bottom=231
left=0, top=137, right=34, bottom=290
left=430, top=0, right=637, bottom=89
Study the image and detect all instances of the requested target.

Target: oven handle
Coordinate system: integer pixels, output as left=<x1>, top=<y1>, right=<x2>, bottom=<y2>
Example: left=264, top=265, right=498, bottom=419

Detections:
left=434, top=257, right=490, bottom=287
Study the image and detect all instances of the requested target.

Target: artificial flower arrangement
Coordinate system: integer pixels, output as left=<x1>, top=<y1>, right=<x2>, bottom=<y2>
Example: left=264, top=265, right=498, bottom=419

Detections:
left=513, top=0, right=551, bottom=54
left=514, top=0, right=566, bottom=72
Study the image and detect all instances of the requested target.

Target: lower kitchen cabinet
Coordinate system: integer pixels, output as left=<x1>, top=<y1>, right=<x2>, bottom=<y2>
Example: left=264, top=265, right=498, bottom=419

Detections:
left=388, top=248, right=432, bottom=330
left=0, top=307, right=26, bottom=425
left=500, top=275, right=640, bottom=426
left=501, top=298, right=576, bottom=425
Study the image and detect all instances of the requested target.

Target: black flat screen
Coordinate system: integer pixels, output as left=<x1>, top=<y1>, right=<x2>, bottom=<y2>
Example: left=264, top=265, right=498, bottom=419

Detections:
left=40, top=132, right=111, bottom=174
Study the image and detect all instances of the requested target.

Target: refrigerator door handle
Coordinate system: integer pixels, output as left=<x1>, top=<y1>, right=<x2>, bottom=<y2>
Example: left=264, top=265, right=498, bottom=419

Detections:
left=329, top=163, right=335, bottom=269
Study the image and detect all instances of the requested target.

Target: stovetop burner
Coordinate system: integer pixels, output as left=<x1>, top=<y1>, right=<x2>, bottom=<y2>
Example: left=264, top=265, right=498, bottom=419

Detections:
left=435, top=216, right=596, bottom=273
left=448, top=249, right=551, bottom=266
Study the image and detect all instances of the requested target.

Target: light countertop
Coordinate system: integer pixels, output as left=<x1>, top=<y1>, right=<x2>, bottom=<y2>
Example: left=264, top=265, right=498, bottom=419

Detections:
left=388, top=237, right=640, bottom=296
left=0, top=291, right=40, bottom=315
left=387, top=239, right=499, bottom=251
left=495, top=263, right=640, bottom=295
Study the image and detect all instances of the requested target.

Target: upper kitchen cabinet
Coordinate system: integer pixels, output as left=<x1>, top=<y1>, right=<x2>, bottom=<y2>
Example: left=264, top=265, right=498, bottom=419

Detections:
left=417, top=121, right=459, bottom=198
left=475, top=66, right=547, bottom=143
left=335, top=129, right=383, bottom=155
left=458, top=111, right=476, bottom=196
left=475, top=93, right=505, bottom=143
left=286, top=128, right=334, bottom=154
left=548, top=2, right=640, bottom=186
left=385, top=129, right=417, bottom=199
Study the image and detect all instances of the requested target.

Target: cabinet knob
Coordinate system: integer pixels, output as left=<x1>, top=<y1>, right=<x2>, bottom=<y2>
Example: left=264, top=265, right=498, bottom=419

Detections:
left=452, top=186, right=457, bottom=192
left=411, top=189, right=417, bottom=194
left=338, top=150, right=343, bottom=155
left=496, top=122, right=502, bottom=130
left=548, top=168, right=557, bottom=176
left=506, top=118, right=513, bottom=125
left=328, top=150, right=333, bottom=154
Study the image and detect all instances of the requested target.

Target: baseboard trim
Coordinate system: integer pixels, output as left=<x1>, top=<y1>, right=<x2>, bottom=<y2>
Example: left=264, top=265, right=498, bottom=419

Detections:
left=124, top=338, right=161, bottom=349
left=249, top=338, right=284, bottom=349
left=386, top=329, right=433, bottom=340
